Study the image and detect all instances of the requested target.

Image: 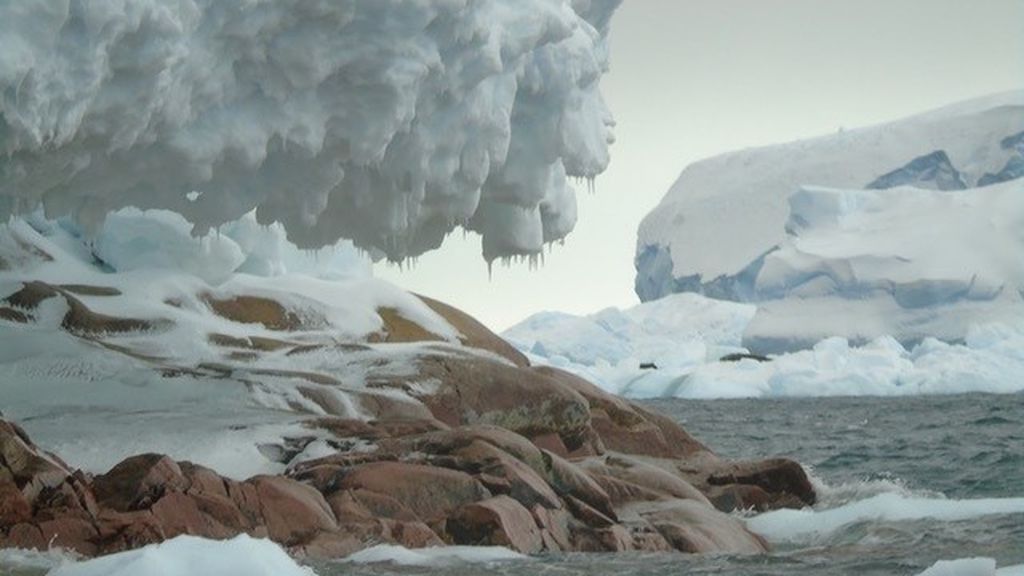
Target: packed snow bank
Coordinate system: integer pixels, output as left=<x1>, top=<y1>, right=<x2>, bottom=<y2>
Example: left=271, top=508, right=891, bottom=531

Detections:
left=46, top=535, right=315, bottom=576
left=343, top=544, right=528, bottom=566
left=636, top=91, right=1024, bottom=350
left=0, top=0, right=619, bottom=262
left=505, top=296, right=1024, bottom=398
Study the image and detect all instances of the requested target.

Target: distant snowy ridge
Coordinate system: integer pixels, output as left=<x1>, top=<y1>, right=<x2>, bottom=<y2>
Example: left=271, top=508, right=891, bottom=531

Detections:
left=636, top=91, right=1024, bottom=351
left=0, top=0, right=619, bottom=262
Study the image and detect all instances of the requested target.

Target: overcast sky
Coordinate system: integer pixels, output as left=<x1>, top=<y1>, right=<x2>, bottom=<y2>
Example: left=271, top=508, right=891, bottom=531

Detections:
left=377, top=0, right=1024, bottom=331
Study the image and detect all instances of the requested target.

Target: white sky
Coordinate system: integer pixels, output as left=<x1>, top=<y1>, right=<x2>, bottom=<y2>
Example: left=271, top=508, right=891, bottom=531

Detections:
left=377, top=0, right=1024, bottom=332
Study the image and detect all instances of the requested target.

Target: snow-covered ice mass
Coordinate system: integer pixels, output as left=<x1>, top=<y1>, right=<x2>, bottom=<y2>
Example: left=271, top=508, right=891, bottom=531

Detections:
left=636, top=92, right=1024, bottom=352
left=0, top=0, right=618, bottom=262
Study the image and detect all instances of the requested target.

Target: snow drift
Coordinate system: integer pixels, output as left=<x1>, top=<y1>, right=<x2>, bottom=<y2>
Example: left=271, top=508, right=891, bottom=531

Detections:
left=0, top=0, right=619, bottom=262
left=636, top=92, right=1024, bottom=351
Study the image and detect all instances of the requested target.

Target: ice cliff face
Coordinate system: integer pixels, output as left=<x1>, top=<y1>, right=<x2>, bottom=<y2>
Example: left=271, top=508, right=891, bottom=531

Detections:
left=0, top=0, right=619, bottom=262
left=636, top=92, right=1024, bottom=352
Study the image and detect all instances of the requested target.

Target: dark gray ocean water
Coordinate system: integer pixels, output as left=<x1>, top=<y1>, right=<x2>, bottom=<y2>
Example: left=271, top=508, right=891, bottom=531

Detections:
left=313, top=392, right=1024, bottom=576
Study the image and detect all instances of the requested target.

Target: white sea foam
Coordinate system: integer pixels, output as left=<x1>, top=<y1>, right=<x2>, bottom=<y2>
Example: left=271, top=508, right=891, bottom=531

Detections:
left=916, top=558, right=1024, bottom=576
left=343, top=544, right=529, bottom=566
left=747, top=493, right=1024, bottom=543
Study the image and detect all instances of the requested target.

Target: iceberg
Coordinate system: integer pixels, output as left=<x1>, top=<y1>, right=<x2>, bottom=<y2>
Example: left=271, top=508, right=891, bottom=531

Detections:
left=636, top=92, right=1024, bottom=351
left=0, top=0, right=619, bottom=263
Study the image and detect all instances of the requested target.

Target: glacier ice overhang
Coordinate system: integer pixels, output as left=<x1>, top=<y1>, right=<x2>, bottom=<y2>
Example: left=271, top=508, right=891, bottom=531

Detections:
left=0, top=0, right=620, bottom=262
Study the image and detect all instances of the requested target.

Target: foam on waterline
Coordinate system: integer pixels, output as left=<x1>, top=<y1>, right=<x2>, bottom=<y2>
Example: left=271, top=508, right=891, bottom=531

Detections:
left=746, top=492, right=1024, bottom=543
left=343, top=544, right=529, bottom=566
left=0, top=0, right=620, bottom=262
left=916, top=559, right=1024, bottom=576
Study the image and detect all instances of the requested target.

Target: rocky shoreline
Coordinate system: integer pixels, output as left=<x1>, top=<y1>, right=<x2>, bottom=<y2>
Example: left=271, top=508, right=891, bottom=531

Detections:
left=1, top=346, right=813, bottom=559
left=1, top=224, right=814, bottom=560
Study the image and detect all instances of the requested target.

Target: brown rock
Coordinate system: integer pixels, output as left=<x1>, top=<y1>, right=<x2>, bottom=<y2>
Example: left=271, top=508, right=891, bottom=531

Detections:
left=387, top=425, right=549, bottom=479
left=385, top=519, right=444, bottom=548
left=335, top=461, right=489, bottom=523
left=531, top=505, right=572, bottom=551
left=188, top=492, right=251, bottom=532
left=564, top=495, right=616, bottom=528
left=373, top=307, right=445, bottom=343
left=92, top=454, right=188, bottom=512
left=150, top=491, right=233, bottom=539
left=95, top=509, right=166, bottom=553
left=447, top=496, right=544, bottom=554
left=0, top=307, right=29, bottom=323
left=580, top=455, right=711, bottom=506
left=416, top=295, right=530, bottom=367
left=252, top=475, right=338, bottom=546
left=400, top=354, right=591, bottom=445
left=37, top=517, right=99, bottom=555
left=706, top=458, right=815, bottom=509
left=0, top=476, right=32, bottom=525
left=2, top=523, right=47, bottom=550
left=536, top=367, right=710, bottom=459
left=542, top=450, right=615, bottom=519
left=626, top=499, right=767, bottom=554
left=452, top=440, right=561, bottom=510
left=181, top=463, right=229, bottom=499
left=202, top=293, right=320, bottom=331
left=0, top=420, right=70, bottom=501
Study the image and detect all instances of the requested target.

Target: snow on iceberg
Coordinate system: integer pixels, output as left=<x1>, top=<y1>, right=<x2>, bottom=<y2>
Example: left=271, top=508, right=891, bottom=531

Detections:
left=636, top=91, right=1024, bottom=350
left=47, top=535, right=316, bottom=576
left=505, top=295, right=1024, bottom=398
left=0, top=0, right=619, bottom=262
left=745, top=180, right=1024, bottom=352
